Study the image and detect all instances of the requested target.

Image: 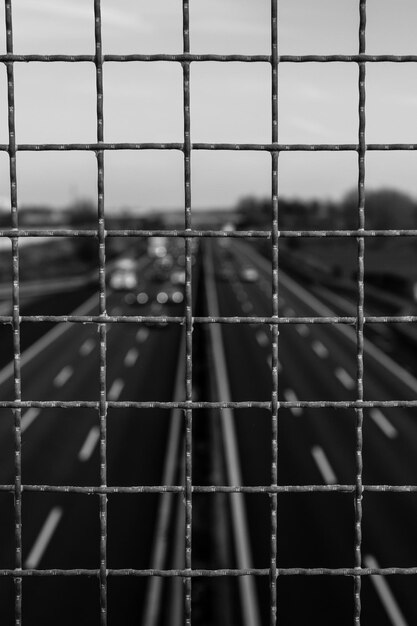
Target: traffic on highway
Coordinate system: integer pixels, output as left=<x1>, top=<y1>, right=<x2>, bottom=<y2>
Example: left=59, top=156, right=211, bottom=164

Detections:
left=0, top=234, right=415, bottom=625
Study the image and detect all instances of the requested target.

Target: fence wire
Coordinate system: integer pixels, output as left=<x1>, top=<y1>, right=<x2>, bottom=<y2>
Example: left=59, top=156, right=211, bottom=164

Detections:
left=1, top=0, right=417, bottom=625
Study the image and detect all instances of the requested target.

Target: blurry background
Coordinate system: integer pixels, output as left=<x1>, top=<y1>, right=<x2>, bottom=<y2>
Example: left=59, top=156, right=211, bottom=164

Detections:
left=0, top=0, right=417, bottom=212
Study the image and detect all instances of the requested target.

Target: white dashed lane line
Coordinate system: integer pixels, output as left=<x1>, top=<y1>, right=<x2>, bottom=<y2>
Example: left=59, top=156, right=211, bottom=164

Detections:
left=0, top=291, right=98, bottom=389
left=124, top=348, right=139, bottom=367
left=53, top=366, right=73, bottom=388
left=283, top=389, right=302, bottom=416
left=136, top=328, right=149, bottom=343
left=312, top=340, right=329, bottom=359
left=256, top=331, right=269, bottom=347
left=295, top=323, right=309, bottom=337
left=275, top=266, right=417, bottom=396
left=25, top=507, right=63, bottom=569
left=364, top=555, right=407, bottom=626
left=78, top=426, right=100, bottom=462
left=79, top=338, right=95, bottom=356
left=21, top=408, right=40, bottom=433
left=335, top=367, right=355, bottom=390
left=369, top=409, right=398, bottom=439
left=311, top=446, right=337, bottom=485
left=108, top=378, right=125, bottom=401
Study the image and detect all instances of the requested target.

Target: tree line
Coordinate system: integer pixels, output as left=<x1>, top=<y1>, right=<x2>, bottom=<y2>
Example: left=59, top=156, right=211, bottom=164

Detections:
left=236, top=188, right=417, bottom=232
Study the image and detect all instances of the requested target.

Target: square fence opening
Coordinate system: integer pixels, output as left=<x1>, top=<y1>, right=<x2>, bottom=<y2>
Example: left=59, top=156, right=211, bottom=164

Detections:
left=1, top=1, right=417, bottom=625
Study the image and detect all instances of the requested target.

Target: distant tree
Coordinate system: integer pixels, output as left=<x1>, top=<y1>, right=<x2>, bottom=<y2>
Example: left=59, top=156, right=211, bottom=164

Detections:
left=236, top=196, right=271, bottom=228
left=66, top=199, right=97, bottom=228
left=236, top=195, right=331, bottom=231
left=236, top=189, right=417, bottom=234
left=65, top=199, right=98, bottom=267
left=340, top=188, right=417, bottom=230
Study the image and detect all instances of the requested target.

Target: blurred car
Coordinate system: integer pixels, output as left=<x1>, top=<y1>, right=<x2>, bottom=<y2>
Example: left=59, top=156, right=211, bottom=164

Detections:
left=239, top=267, right=259, bottom=283
left=171, top=270, right=186, bottom=286
left=147, top=236, right=168, bottom=258
left=124, top=284, right=184, bottom=307
left=108, top=258, right=138, bottom=291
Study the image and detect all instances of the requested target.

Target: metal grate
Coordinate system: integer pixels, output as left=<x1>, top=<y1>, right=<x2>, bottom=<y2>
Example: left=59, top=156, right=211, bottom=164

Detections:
left=1, top=1, right=417, bottom=625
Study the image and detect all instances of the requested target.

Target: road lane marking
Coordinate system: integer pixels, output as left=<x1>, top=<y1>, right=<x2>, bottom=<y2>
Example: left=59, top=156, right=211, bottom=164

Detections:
left=21, top=408, right=40, bottom=433
left=369, top=409, right=398, bottom=439
left=78, top=426, right=100, bottom=461
left=136, top=328, right=149, bottom=343
left=0, top=257, right=152, bottom=390
left=53, top=366, right=73, bottom=388
left=238, top=242, right=417, bottom=397
left=311, top=446, right=337, bottom=484
left=295, top=323, right=309, bottom=337
left=203, top=242, right=262, bottom=626
left=256, top=331, right=269, bottom=347
left=79, top=338, right=95, bottom=356
left=124, top=347, right=139, bottom=367
left=0, top=291, right=99, bottom=388
left=277, top=267, right=417, bottom=395
left=284, top=389, right=303, bottom=415
left=335, top=367, right=355, bottom=390
left=374, top=335, right=394, bottom=353
left=314, top=287, right=393, bottom=338
left=312, top=340, right=329, bottom=358
left=25, top=507, right=63, bottom=569
left=144, top=259, right=202, bottom=626
left=143, top=332, right=186, bottom=626
left=108, top=378, right=124, bottom=401
left=364, top=555, right=407, bottom=626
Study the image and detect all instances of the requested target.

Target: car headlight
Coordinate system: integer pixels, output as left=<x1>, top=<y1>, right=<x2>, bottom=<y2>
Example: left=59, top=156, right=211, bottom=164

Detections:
left=124, top=293, right=136, bottom=305
left=157, top=291, right=169, bottom=304
left=137, top=292, right=149, bottom=304
left=172, top=291, right=184, bottom=304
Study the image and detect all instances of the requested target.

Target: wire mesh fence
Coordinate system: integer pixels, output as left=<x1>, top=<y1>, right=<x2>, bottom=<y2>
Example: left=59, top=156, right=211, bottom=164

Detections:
left=1, top=0, right=417, bottom=624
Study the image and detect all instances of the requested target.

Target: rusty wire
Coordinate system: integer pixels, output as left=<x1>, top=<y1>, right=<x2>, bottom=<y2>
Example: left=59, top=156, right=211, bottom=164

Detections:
left=92, top=0, right=108, bottom=620
left=2, top=0, right=417, bottom=625
left=270, top=0, right=279, bottom=623
left=4, top=1, right=23, bottom=622
left=352, top=2, right=366, bottom=621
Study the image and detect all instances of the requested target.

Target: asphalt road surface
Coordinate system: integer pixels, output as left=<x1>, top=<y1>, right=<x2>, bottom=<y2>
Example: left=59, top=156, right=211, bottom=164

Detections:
left=0, top=238, right=416, bottom=625
left=206, top=237, right=417, bottom=626
left=0, top=250, right=186, bottom=625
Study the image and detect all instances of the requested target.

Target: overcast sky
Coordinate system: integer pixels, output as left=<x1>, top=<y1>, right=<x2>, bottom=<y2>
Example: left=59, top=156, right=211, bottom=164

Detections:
left=1, top=0, right=417, bottom=211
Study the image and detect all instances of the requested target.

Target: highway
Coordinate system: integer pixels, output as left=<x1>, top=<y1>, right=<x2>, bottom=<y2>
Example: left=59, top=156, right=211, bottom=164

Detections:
left=0, top=247, right=187, bottom=625
left=0, top=236, right=415, bottom=624
left=206, top=238, right=417, bottom=626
